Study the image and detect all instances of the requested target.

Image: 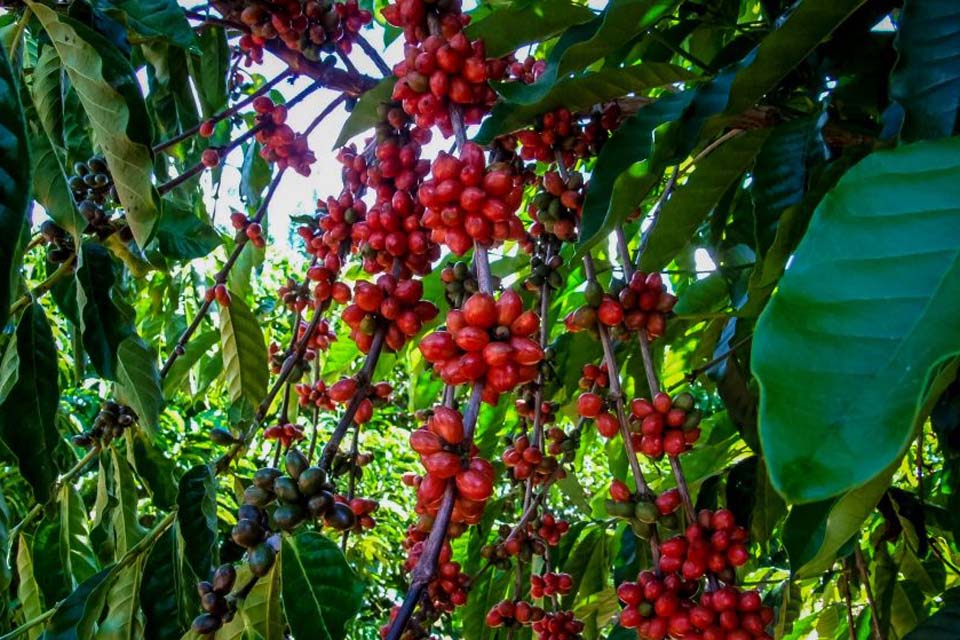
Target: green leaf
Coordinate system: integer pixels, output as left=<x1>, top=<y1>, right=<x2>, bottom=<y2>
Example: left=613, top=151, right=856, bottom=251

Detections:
left=220, top=294, right=269, bottom=407
left=27, top=2, right=160, bottom=249
left=783, top=469, right=892, bottom=578
left=281, top=531, right=365, bottom=640
left=116, top=337, right=164, bottom=436
left=93, top=0, right=199, bottom=52
left=97, top=557, right=145, bottom=640
left=0, top=328, right=19, bottom=404
left=560, top=526, right=608, bottom=610
left=555, top=0, right=679, bottom=78
left=33, top=518, right=71, bottom=606
left=140, top=528, right=196, bottom=640
left=75, top=243, right=137, bottom=379
left=475, top=63, right=694, bottom=143
left=162, top=330, right=219, bottom=398
left=673, top=273, right=729, bottom=315
left=0, top=38, right=31, bottom=331
left=32, top=46, right=64, bottom=147
left=188, top=27, right=229, bottom=117
left=722, top=0, right=869, bottom=116
left=109, top=448, right=147, bottom=556
left=42, top=566, right=115, bottom=640
left=0, top=306, right=62, bottom=502
left=60, top=484, right=101, bottom=588
left=334, top=78, right=397, bottom=148
left=17, top=534, right=46, bottom=640
left=464, top=0, right=596, bottom=58
left=24, top=108, right=85, bottom=238
left=753, top=135, right=960, bottom=503
left=904, top=587, right=960, bottom=639
left=176, top=465, right=218, bottom=581
left=240, top=142, right=273, bottom=209
left=155, top=201, right=221, bottom=261
left=890, top=0, right=960, bottom=142
left=241, top=560, right=282, bottom=640
left=126, top=428, right=178, bottom=511
left=641, top=129, right=769, bottom=271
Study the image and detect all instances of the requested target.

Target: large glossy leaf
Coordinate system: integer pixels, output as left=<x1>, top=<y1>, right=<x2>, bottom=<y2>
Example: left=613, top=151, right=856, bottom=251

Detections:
left=27, top=2, right=159, bottom=249
left=464, top=0, right=595, bottom=59
left=17, top=534, right=45, bottom=640
left=722, top=0, right=869, bottom=116
left=75, top=243, right=137, bottom=379
left=904, top=587, right=960, bottom=639
left=60, top=484, right=101, bottom=588
left=561, top=526, right=609, bottom=611
left=140, top=528, right=196, bottom=640
left=783, top=469, right=893, bottom=578
left=240, top=562, right=283, bottom=640
left=0, top=38, right=31, bottom=331
left=334, top=78, right=397, bottom=148
left=220, top=294, right=269, bottom=407
left=0, top=306, right=61, bottom=502
left=22, top=102, right=84, bottom=238
left=110, top=448, right=147, bottom=556
left=639, top=129, right=769, bottom=271
left=281, top=532, right=365, bottom=640
left=188, top=27, right=229, bottom=117
left=554, top=0, right=679, bottom=78
left=116, top=337, right=164, bottom=436
left=33, top=518, right=71, bottom=606
left=41, top=566, right=115, bottom=640
left=176, top=465, right=218, bottom=581
left=475, top=64, right=695, bottom=143
left=155, top=200, right=221, bottom=261
left=32, top=46, right=64, bottom=147
left=890, top=0, right=960, bottom=142
left=126, top=428, right=178, bottom=511
left=162, top=330, right=219, bottom=398
left=93, top=0, right=199, bottom=52
left=754, top=136, right=960, bottom=503
left=96, top=557, right=144, bottom=640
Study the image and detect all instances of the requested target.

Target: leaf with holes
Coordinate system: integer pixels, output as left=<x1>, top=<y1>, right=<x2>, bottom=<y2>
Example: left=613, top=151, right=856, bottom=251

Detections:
left=26, top=2, right=159, bottom=248
left=281, top=532, right=365, bottom=640
left=220, top=294, right=269, bottom=407
left=754, top=136, right=960, bottom=503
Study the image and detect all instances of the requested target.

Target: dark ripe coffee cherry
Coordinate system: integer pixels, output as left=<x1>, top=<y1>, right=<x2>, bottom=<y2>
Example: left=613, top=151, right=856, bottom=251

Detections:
left=284, top=449, right=309, bottom=480
left=197, top=581, right=214, bottom=597
left=237, top=504, right=264, bottom=525
left=273, top=503, right=306, bottom=530
left=308, top=491, right=335, bottom=518
left=212, top=564, right=236, bottom=594
left=192, top=613, right=223, bottom=634
left=273, top=476, right=301, bottom=504
left=326, top=502, right=356, bottom=531
left=247, top=543, right=276, bottom=577
left=73, top=161, right=89, bottom=176
left=69, top=176, right=86, bottom=192
left=243, top=485, right=273, bottom=507
left=232, top=519, right=265, bottom=548
left=298, top=467, right=327, bottom=496
left=201, top=592, right=227, bottom=615
left=253, top=467, right=282, bottom=491
left=88, top=156, right=108, bottom=173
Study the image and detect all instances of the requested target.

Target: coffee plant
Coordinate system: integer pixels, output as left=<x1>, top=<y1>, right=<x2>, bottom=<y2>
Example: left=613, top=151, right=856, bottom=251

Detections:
left=0, top=0, right=958, bottom=639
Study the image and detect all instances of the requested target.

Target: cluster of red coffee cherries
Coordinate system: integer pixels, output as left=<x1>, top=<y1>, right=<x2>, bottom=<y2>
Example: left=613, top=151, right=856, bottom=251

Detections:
left=418, top=290, right=543, bottom=403
left=418, top=142, right=526, bottom=255
left=629, top=392, right=703, bottom=459
left=264, top=422, right=305, bottom=448
left=485, top=600, right=546, bottom=629
left=660, top=509, right=750, bottom=582
left=566, top=271, right=677, bottom=339
left=532, top=611, right=586, bottom=640
left=341, top=275, right=440, bottom=352
left=295, top=379, right=336, bottom=411
left=530, top=572, right=573, bottom=599
left=229, top=210, right=266, bottom=248
left=385, top=0, right=507, bottom=136
left=251, top=96, right=316, bottom=176
left=235, top=0, right=371, bottom=64
left=501, top=434, right=549, bottom=482
left=514, top=105, right=620, bottom=166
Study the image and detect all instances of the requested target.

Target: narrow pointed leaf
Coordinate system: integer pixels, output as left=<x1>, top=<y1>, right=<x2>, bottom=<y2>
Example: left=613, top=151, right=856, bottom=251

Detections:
left=176, top=465, right=218, bottom=581
left=126, top=428, right=178, bottom=511
left=464, top=0, right=596, bottom=59
left=116, top=337, right=164, bottom=436
left=219, top=294, right=269, bottom=407
left=110, top=448, right=147, bottom=556
left=96, top=557, right=145, bottom=640
left=93, top=0, right=199, bottom=52
left=140, top=528, right=196, bottom=640
left=60, top=484, right=101, bottom=588
left=17, top=534, right=45, bottom=640
left=42, top=566, right=116, bottom=640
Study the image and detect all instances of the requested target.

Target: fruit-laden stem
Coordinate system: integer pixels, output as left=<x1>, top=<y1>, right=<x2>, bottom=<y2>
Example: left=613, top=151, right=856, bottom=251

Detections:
left=161, top=169, right=287, bottom=379
left=385, top=243, right=493, bottom=640
left=153, top=70, right=291, bottom=154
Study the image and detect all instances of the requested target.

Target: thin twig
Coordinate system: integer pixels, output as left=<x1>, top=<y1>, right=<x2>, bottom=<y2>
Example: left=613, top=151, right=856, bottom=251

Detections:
left=356, top=34, right=392, bottom=76
left=8, top=255, right=77, bottom=317
left=854, top=546, right=885, bottom=640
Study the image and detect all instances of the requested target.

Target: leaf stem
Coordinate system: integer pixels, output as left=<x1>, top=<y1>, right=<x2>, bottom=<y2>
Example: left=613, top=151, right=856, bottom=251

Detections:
left=8, top=254, right=77, bottom=317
